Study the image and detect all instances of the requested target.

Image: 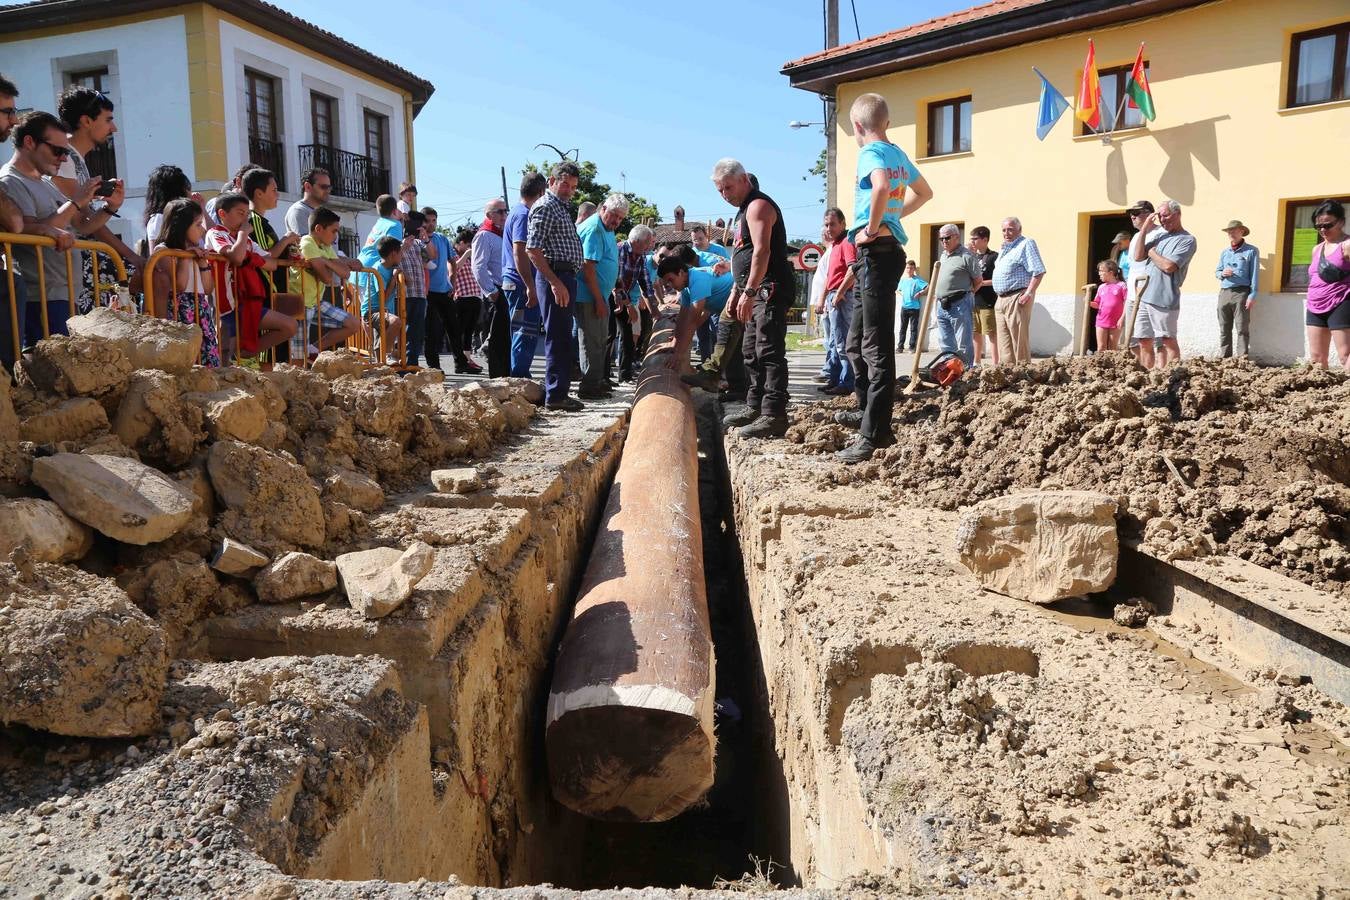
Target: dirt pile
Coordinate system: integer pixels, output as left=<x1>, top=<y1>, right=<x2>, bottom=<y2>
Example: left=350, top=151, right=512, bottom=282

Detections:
left=790, top=355, right=1350, bottom=597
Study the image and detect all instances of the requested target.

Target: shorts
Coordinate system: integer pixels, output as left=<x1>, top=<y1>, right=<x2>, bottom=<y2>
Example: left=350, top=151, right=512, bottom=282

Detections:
left=307, top=300, right=354, bottom=336
left=1135, top=303, right=1179, bottom=340
left=1306, top=298, right=1350, bottom=330
left=973, top=306, right=996, bottom=335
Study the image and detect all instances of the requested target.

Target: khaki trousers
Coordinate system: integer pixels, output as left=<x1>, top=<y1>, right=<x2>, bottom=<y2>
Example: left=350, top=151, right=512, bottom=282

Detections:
left=995, top=291, right=1031, bottom=363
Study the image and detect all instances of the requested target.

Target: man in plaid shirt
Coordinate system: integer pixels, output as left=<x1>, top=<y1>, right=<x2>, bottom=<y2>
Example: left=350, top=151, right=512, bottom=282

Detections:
left=525, top=161, right=585, bottom=410
left=397, top=210, right=433, bottom=366
left=612, top=224, right=657, bottom=381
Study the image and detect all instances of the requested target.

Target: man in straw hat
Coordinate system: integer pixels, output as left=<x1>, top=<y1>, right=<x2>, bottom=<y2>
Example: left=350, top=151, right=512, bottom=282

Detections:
left=1214, top=219, right=1259, bottom=358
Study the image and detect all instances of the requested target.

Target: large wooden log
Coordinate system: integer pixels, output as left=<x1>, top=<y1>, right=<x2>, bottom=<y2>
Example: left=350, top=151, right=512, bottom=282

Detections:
left=545, top=309, right=716, bottom=822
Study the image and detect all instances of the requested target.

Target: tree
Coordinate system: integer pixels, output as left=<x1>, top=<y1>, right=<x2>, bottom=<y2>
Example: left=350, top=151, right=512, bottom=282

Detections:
left=803, top=148, right=827, bottom=204
left=522, top=159, right=660, bottom=236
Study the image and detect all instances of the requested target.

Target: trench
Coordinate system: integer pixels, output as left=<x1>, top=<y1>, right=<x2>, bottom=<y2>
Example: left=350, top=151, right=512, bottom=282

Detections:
left=542, top=394, right=793, bottom=891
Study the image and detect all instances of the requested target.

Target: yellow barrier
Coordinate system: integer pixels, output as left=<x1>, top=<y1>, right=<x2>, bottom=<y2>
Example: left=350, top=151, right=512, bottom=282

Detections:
left=1, top=232, right=127, bottom=363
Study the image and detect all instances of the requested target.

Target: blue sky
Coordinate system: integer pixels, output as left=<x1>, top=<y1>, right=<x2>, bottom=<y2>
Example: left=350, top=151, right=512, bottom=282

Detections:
left=282, top=0, right=973, bottom=240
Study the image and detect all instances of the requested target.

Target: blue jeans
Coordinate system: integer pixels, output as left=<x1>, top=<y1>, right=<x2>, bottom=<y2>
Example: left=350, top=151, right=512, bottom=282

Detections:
left=936, top=291, right=975, bottom=366
left=825, top=289, right=855, bottom=389
left=404, top=295, right=427, bottom=366
left=504, top=283, right=540, bottom=377
left=536, top=269, right=577, bottom=405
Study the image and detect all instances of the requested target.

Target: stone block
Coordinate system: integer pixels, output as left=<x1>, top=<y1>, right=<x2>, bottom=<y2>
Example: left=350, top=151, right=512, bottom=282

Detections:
left=337, top=542, right=435, bottom=619
left=25, top=334, right=132, bottom=397
left=956, top=490, right=1118, bottom=604
left=0, top=497, right=93, bottom=562
left=431, top=467, right=482, bottom=494
left=211, top=538, right=270, bottom=576
left=112, top=369, right=206, bottom=466
left=32, top=453, right=196, bottom=545
left=18, top=396, right=108, bottom=444
left=206, top=441, right=325, bottom=551
left=182, top=386, right=267, bottom=443
left=255, top=551, right=338, bottom=603
left=324, top=468, right=385, bottom=512
left=66, top=306, right=201, bottom=374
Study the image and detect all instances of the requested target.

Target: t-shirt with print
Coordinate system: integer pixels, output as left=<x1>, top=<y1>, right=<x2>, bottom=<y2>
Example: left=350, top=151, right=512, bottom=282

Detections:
left=289, top=235, right=339, bottom=308
left=1139, top=229, right=1197, bottom=310
left=681, top=266, right=735, bottom=316
left=0, top=162, right=76, bottom=304
left=204, top=226, right=268, bottom=313
left=576, top=214, right=619, bottom=304
left=850, top=141, right=921, bottom=245
left=364, top=216, right=403, bottom=250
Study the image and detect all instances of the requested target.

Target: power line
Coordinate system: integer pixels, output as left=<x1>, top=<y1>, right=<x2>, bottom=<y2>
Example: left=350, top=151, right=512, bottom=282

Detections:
left=850, top=0, right=861, bottom=39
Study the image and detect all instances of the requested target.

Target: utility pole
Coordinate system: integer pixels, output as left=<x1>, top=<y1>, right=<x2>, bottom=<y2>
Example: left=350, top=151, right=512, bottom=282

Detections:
left=824, top=0, right=839, bottom=210
left=501, top=166, right=509, bottom=208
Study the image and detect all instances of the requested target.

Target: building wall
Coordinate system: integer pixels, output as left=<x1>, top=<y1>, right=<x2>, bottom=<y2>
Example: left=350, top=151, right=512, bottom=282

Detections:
left=0, top=14, right=196, bottom=247
left=832, top=0, right=1350, bottom=364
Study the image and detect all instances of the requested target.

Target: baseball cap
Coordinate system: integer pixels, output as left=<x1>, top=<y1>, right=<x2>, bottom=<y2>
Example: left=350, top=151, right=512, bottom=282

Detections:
left=1126, top=200, right=1155, bottom=216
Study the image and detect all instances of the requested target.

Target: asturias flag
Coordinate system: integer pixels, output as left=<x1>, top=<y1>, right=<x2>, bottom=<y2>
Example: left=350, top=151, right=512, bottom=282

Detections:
left=1126, top=44, right=1156, bottom=121
left=1076, top=39, right=1102, bottom=129
left=1032, top=68, right=1070, bottom=141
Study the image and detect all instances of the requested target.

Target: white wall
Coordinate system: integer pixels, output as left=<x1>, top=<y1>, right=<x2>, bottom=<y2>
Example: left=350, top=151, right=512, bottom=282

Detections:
left=0, top=16, right=195, bottom=246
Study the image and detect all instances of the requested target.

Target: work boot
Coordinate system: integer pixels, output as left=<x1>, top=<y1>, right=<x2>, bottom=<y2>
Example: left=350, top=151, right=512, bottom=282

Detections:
left=836, top=436, right=879, bottom=464
left=680, top=370, right=721, bottom=392
left=812, top=374, right=831, bottom=384
left=738, top=415, right=788, bottom=439
left=546, top=397, right=585, bottom=412
left=723, top=407, right=760, bottom=429
left=833, top=409, right=863, bottom=428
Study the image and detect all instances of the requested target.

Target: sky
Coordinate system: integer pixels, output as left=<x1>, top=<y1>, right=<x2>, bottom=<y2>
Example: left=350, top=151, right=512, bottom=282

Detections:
left=278, top=0, right=974, bottom=241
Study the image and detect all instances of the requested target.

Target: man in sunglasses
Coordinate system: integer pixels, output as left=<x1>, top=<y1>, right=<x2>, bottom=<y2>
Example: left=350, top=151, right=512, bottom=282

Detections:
left=0, top=110, right=107, bottom=345
left=1130, top=198, right=1196, bottom=369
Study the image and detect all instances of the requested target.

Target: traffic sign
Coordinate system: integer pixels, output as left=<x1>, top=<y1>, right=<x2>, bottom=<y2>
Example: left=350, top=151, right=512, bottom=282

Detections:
left=797, top=243, right=823, bottom=270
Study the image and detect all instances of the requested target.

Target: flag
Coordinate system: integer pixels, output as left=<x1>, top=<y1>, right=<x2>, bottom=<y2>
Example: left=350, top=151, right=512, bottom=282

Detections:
left=1032, top=68, right=1070, bottom=141
left=1125, top=43, right=1156, bottom=121
left=1075, top=39, right=1102, bottom=130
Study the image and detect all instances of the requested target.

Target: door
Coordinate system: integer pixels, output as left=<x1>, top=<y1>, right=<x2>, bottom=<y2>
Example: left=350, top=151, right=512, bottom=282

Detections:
left=1084, top=213, right=1133, bottom=351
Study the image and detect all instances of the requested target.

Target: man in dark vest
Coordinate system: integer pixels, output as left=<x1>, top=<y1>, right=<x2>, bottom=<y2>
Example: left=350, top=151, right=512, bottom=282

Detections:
left=712, top=158, right=796, bottom=439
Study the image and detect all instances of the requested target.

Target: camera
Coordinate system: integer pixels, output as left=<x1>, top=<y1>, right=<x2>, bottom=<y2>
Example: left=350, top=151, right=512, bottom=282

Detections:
left=94, top=178, right=119, bottom=198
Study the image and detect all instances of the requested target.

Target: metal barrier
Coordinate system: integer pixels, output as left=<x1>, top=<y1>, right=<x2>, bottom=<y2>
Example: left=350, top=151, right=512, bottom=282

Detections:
left=1, top=231, right=127, bottom=363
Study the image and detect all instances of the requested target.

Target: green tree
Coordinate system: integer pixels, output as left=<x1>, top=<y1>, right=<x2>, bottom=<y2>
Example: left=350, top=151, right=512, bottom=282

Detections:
left=522, top=159, right=660, bottom=236
left=803, top=148, right=827, bottom=204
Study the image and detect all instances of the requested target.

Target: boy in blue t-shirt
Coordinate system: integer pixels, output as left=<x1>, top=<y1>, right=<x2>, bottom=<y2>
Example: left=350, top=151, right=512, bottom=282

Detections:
left=656, top=255, right=735, bottom=386
left=358, top=236, right=405, bottom=360
left=838, top=91, right=933, bottom=464
left=896, top=259, right=929, bottom=352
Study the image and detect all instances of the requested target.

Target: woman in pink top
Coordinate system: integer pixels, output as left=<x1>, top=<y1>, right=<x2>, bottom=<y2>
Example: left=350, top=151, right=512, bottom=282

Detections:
left=1306, top=199, right=1350, bottom=370
left=1092, top=259, right=1127, bottom=351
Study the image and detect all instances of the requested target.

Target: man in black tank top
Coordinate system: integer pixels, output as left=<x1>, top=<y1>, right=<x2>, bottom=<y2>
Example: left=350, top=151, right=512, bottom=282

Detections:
left=712, top=158, right=796, bottom=438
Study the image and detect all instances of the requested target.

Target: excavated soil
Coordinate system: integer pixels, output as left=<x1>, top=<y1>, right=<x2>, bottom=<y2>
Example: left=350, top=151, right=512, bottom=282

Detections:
left=787, top=355, right=1350, bottom=606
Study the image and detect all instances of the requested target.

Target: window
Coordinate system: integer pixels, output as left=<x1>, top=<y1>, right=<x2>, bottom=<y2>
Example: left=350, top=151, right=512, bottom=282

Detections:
left=245, top=69, right=278, bottom=142
left=363, top=110, right=388, bottom=169
left=66, top=67, right=117, bottom=180
left=926, top=96, right=971, bottom=156
left=1079, top=63, right=1150, bottom=134
left=1288, top=23, right=1349, bottom=107
left=311, top=92, right=335, bottom=149
left=1282, top=196, right=1350, bottom=290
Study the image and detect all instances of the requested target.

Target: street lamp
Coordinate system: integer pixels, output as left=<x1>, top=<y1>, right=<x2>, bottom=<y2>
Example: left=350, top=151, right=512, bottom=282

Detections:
left=788, top=120, right=825, bottom=129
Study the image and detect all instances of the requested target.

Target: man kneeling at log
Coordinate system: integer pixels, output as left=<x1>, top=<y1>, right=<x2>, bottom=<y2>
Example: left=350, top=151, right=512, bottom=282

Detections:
left=657, top=254, right=735, bottom=367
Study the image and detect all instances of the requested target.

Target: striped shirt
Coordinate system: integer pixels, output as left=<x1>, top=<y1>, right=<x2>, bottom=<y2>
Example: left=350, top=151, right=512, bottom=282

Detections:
left=525, top=191, right=583, bottom=266
left=616, top=240, right=654, bottom=301
left=397, top=237, right=428, bottom=297
left=992, top=235, right=1046, bottom=295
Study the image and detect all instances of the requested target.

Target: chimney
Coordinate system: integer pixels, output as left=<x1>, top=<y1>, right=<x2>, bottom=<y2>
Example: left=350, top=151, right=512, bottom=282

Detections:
left=674, top=206, right=685, bottom=231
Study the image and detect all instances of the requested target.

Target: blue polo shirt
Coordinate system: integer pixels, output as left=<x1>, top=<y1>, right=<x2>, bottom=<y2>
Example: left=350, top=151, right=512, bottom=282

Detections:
left=681, top=266, right=735, bottom=316
left=501, top=202, right=530, bottom=289
left=427, top=231, right=453, bottom=294
left=850, top=141, right=921, bottom=245
left=695, top=248, right=727, bottom=268
left=576, top=214, right=619, bottom=303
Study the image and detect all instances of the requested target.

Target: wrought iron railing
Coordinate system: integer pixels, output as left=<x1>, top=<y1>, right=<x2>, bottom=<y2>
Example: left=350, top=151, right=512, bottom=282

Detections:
left=247, top=136, right=286, bottom=192
left=299, top=144, right=391, bottom=204
left=338, top=227, right=360, bottom=259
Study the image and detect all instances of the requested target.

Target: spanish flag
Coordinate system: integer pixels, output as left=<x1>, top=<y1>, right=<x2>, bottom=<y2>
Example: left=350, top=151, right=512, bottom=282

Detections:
left=1076, top=39, right=1102, bottom=130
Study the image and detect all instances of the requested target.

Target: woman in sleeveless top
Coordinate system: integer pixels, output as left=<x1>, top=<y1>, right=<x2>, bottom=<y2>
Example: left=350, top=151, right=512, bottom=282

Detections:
left=1306, top=199, right=1350, bottom=370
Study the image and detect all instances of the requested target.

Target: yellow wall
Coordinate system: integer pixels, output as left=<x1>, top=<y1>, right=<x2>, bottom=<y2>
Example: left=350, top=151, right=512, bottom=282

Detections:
left=833, top=0, right=1350, bottom=296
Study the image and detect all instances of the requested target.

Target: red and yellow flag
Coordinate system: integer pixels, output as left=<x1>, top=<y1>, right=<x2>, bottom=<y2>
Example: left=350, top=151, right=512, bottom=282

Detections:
left=1076, top=39, right=1102, bottom=129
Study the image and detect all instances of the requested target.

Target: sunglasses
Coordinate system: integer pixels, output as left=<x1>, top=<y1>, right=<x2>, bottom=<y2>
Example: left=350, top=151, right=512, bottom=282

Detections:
left=0, top=106, right=15, bottom=117
left=940, top=234, right=957, bottom=241
left=1314, top=221, right=1340, bottom=232
left=39, top=139, right=72, bottom=159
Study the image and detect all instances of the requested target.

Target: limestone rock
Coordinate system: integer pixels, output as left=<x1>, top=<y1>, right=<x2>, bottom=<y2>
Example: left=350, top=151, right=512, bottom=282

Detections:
left=501, top=394, right=536, bottom=430
left=117, top=553, right=218, bottom=658
left=255, top=551, right=338, bottom=603
left=66, top=307, right=201, bottom=374
left=956, top=490, right=1118, bottom=604
left=183, top=386, right=267, bottom=443
left=328, top=376, right=412, bottom=437
left=323, top=468, right=384, bottom=512
left=508, top=377, right=545, bottom=405
left=479, top=379, right=515, bottom=403
left=0, top=498, right=92, bottom=562
left=0, top=562, right=168, bottom=737
left=25, top=334, right=132, bottom=397
left=211, top=538, right=270, bottom=576
left=113, top=369, right=206, bottom=466
left=431, top=467, right=482, bottom=494
left=206, top=441, right=324, bottom=551
left=18, top=396, right=108, bottom=444
left=310, top=349, right=367, bottom=380
left=32, top=452, right=196, bottom=545
left=336, top=541, right=434, bottom=619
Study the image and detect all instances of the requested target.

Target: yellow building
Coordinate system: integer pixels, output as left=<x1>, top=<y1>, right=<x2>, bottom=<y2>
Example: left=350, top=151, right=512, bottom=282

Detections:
left=784, top=0, right=1350, bottom=363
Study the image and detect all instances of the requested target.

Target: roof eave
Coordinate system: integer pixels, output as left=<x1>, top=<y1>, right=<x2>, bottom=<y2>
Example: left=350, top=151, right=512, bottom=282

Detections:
left=781, top=0, right=1214, bottom=93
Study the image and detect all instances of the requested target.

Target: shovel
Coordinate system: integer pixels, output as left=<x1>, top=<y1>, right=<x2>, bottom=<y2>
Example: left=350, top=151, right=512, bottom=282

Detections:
left=905, top=261, right=942, bottom=394
left=1077, top=284, right=1096, bottom=355
left=1121, top=274, right=1150, bottom=348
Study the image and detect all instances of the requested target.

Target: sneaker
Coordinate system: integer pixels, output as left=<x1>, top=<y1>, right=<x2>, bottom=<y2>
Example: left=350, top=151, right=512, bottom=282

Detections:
left=815, top=382, right=838, bottom=394
left=833, top=409, right=863, bottom=428
left=837, top=436, right=880, bottom=464
left=739, top=415, right=789, bottom=439
left=811, top=374, right=831, bottom=384
left=680, top=370, right=721, bottom=392
left=546, top=397, right=585, bottom=412
left=823, top=384, right=854, bottom=396
left=723, top=408, right=760, bottom=429
left=460, top=358, right=484, bottom=375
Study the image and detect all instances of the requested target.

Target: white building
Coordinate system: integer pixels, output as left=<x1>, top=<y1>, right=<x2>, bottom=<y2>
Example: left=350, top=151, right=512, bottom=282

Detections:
left=0, top=0, right=434, bottom=254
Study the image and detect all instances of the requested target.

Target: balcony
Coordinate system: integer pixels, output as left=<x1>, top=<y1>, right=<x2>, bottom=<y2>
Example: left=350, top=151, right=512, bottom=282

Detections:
left=298, top=144, right=389, bottom=204
left=247, top=136, right=287, bottom=192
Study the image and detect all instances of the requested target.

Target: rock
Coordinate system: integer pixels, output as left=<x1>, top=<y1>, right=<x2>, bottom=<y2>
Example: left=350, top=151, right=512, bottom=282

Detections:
left=480, top=379, right=515, bottom=403
left=402, top=368, right=444, bottom=388
left=206, top=441, right=324, bottom=551
left=1113, top=603, right=1151, bottom=628
left=431, top=467, right=482, bottom=494
left=32, top=453, right=196, bottom=545
left=500, top=394, right=536, bottom=431
left=310, top=348, right=367, bottom=380
left=25, top=334, right=132, bottom=397
left=0, top=562, right=168, bottom=736
left=65, top=307, right=201, bottom=374
left=210, top=538, right=270, bottom=576
left=117, top=554, right=217, bottom=657
left=0, top=362, right=18, bottom=440
left=956, top=490, right=1118, bottom=604
left=508, top=377, right=545, bottom=405
left=18, top=396, right=109, bottom=444
left=254, top=551, right=338, bottom=603
left=0, top=498, right=93, bottom=562
left=336, top=541, right=435, bottom=619
left=328, top=376, right=412, bottom=437
left=112, top=369, right=206, bottom=466
left=323, top=468, right=384, bottom=512
left=182, top=386, right=267, bottom=443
